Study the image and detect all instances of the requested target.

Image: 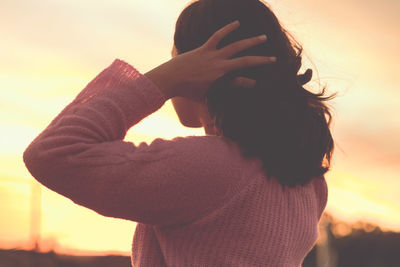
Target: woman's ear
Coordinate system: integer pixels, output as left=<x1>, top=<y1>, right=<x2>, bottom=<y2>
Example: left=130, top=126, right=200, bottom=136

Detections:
left=171, top=97, right=203, bottom=128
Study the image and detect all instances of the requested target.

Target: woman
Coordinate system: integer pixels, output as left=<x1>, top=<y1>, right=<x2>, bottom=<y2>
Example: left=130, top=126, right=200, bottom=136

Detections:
left=23, top=0, right=334, bottom=266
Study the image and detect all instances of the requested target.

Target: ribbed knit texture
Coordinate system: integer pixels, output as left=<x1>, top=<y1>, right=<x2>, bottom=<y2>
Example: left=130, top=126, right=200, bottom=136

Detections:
left=23, top=59, right=328, bottom=267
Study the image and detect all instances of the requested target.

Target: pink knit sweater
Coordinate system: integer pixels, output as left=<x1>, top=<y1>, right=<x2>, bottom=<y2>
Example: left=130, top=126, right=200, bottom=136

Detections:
left=23, top=59, right=328, bottom=267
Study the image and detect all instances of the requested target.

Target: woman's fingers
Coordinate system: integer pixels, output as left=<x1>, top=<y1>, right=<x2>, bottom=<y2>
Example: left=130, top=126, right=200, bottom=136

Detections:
left=204, top=21, right=240, bottom=49
left=221, top=35, right=268, bottom=58
left=226, top=56, right=276, bottom=72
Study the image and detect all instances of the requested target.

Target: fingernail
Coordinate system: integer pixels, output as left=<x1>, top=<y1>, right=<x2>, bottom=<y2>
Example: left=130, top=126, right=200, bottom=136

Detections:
left=259, top=34, right=267, bottom=41
left=269, top=56, right=277, bottom=62
left=233, top=20, right=240, bottom=26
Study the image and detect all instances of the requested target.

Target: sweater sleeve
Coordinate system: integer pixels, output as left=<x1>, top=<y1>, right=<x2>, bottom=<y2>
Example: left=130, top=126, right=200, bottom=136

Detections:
left=23, top=59, right=241, bottom=227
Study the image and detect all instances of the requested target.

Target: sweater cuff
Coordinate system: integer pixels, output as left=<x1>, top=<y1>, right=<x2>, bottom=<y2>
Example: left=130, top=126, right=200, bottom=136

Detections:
left=108, top=59, right=168, bottom=111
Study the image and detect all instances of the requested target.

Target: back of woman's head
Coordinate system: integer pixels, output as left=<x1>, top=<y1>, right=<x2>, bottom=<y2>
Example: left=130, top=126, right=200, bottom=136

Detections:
left=174, top=0, right=335, bottom=188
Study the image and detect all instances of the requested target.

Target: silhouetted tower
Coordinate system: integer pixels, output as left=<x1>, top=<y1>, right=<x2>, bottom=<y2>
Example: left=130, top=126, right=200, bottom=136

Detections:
left=30, top=179, right=42, bottom=251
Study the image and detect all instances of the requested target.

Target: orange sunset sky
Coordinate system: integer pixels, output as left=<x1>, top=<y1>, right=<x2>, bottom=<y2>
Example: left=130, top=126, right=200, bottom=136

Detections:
left=1, top=0, right=399, bottom=256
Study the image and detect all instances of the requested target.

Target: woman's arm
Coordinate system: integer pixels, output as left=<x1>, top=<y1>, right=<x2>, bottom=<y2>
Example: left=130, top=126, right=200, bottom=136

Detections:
left=23, top=21, right=276, bottom=227
left=23, top=59, right=244, bottom=226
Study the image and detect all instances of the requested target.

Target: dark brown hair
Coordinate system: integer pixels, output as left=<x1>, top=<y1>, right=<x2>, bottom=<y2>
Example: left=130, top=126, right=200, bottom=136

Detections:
left=174, top=0, right=335, bottom=188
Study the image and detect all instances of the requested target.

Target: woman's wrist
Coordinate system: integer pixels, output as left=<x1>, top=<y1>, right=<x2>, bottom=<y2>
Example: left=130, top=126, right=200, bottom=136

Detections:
left=144, top=63, right=180, bottom=100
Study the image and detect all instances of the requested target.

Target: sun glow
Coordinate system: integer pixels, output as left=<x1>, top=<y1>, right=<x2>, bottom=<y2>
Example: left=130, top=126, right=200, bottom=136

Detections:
left=1, top=0, right=399, bottom=255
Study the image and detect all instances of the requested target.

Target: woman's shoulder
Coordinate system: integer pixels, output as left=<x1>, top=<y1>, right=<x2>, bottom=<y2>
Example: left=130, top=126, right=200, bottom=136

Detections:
left=165, top=134, right=242, bottom=155
left=310, top=176, right=328, bottom=219
left=157, top=134, right=248, bottom=171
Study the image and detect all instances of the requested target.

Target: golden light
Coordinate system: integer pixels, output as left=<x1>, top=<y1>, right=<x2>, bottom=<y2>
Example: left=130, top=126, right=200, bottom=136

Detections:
left=1, top=0, right=399, bottom=256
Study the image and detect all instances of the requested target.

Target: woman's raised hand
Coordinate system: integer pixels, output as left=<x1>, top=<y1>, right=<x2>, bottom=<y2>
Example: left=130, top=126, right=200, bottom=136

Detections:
left=145, top=21, right=276, bottom=101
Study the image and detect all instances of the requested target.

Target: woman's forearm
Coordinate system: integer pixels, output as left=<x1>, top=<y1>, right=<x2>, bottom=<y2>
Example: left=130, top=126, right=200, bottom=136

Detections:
left=144, top=62, right=179, bottom=100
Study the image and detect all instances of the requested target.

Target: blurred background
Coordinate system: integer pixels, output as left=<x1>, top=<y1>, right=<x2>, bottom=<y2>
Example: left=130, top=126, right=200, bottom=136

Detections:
left=1, top=0, right=399, bottom=266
